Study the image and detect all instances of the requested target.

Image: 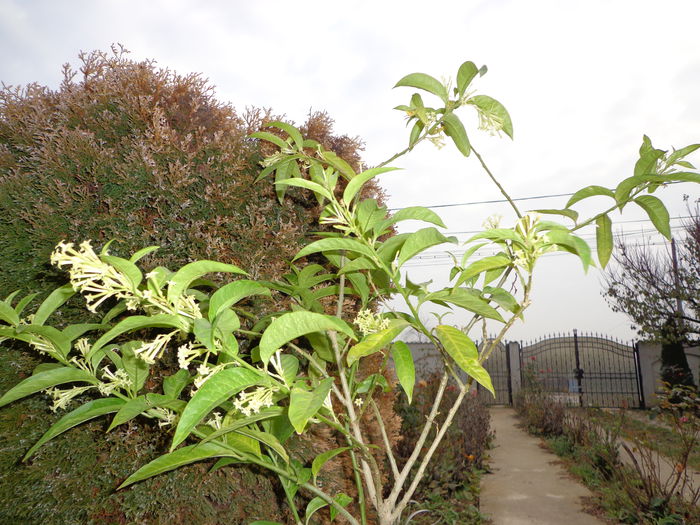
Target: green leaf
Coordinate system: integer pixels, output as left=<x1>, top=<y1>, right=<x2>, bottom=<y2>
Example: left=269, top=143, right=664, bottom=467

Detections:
left=234, top=427, right=289, bottom=463
left=18, top=325, right=72, bottom=359
left=394, top=72, right=448, bottom=102
left=347, top=320, right=408, bottom=365
left=533, top=209, right=579, bottom=223
left=391, top=341, right=415, bottom=403
left=468, top=95, right=513, bottom=139
left=467, top=229, right=526, bottom=247
left=13, top=292, right=38, bottom=317
left=293, top=237, right=375, bottom=261
left=442, top=113, right=471, bottom=156
left=249, top=130, right=288, bottom=149
left=320, top=150, right=356, bottom=180
left=275, top=178, right=333, bottom=201
left=634, top=195, right=671, bottom=239
left=343, top=167, right=400, bottom=204
left=121, top=341, right=150, bottom=392
left=61, top=323, right=105, bottom=342
left=259, top=311, right=356, bottom=365
left=545, top=231, right=593, bottom=271
left=163, top=369, right=190, bottom=399
left=171, top=367, right=262, bottom=450
left=266, top=121, right=304, bottom=150
left=456, top=255, right=511, bottom=286
left=311, top=447, right=350, bottom=482
left=397, top=227, right=456, bottom=267
left=129, top=245, right=160, bottom=263
left=434, top=325, right=494, bottom=395
left=409, top=119, right=424, bottom=148
left=427, top=289, right=504, bottom=322
left=634, top=145, right=664, bottom=178
left=457, top=60, right=479, bottom=95
left=107, top=396, right=149, bottom=431
left=24, top=398, right=125, bottom=460
left=595, top=214, right=613, bottom=268
left=0, top=301, right=19, bottom=325
left=354, top=373, right=390, bottom=394
left=483, top=286, right=519, bottom=314
left=0, top=367, right=98, bottom=408
left=167, top=261, right=247, bottom=303
left=88, top=314, right=184, bottom=359
left=305, top=497, right=329, bottom=525
left=119, top=442, right=238, bottom=489
left=379, top=206, right=447, bottom=231
left=199, top=407, right=285, bottom=445
left=279, top=354, right=299, bottom=386
left=101, top=255, right=143, bottom=289
left=330, top=493, right=353, bottom=521
left=566, top=185, right=615, bottom=208
left=32, top=284, right=76, bottom=326
left=288, top=378, right=334, bottom=433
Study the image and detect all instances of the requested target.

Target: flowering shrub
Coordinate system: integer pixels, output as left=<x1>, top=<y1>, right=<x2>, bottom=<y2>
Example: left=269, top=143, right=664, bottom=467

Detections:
left=0, top=59, right=698, bottom=525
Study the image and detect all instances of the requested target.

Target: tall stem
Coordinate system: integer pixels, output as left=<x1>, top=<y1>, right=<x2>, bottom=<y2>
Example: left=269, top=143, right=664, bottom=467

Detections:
left=471, top=145, right=522, bottom=219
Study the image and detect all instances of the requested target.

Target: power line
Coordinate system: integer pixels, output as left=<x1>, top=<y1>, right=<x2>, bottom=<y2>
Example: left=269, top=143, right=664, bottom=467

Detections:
left=388, top=192, right=573, bottom=211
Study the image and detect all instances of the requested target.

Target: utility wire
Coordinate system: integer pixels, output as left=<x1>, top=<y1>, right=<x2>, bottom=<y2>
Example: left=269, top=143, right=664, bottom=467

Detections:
left=388, top=192, right=573, bottom=211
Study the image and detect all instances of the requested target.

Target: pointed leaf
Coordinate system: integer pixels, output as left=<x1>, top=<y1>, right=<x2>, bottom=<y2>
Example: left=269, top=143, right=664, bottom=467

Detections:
left=635, top=195, right=671, bottom=239
left=24, top=398, right=125, bottom=460
left=566, top=185, right=615, bottom=208
left=129, top=245, right=160, bottom=263
left=391, top=341, right=415, bottom=403
left=33, top=285, right=76, bottom=326
left=120, top=341, right=150, bottom=392
left=199, top=407, right=285, bottom=445
left=379, top=206, right=446, bottom=231
left=266, top=121, right=304, bottom=149
left=456, top=255, right=511, bottom=286
left=88, top=314, right=184, bottom=359
left=312, top=447, right=350, bottom=482
left=288, top=378, right=334, bottom=433
left=442, top=113, right=471, bottom=156
left=533, top=209, right=579, bottom=222
left=293, top=238, right=375, bottom=261
left=275, top=178, right=333, bottom=201
left=171, top=367, right=262, bottom=450
left=427, top=289, right=504, bottom=322
left=0, top=367, right=98, bottom=408
left=397, top=228, right=456, bottom=267
left=119, top=442, right=238, bottom=489
left=107, top=396, right=149, bottom=431
left=468, top=95, right=513, bottom=139
left=595, top=214, right=613, bottom=268
left=343, top=167, right=400, bottom=204
left=167, top=261, right=247, bottom=302
left=394, top=72, right=448, bottom=102
left=457, top=61, right=478, bottom=95
left=347, top=319, right=408, bottom=366
left=305, top=497, right=329, bottom=525
left=249, top=130, right=288, bottom=149
left=259, top=311, right=356, bottom=365
left=435, top=325, right=494, bottom=394
left=163, top=369, right=191, bottom=399
left=0, top=301, right=19, bottom=326
left=234, top=428, right=289, bottom=462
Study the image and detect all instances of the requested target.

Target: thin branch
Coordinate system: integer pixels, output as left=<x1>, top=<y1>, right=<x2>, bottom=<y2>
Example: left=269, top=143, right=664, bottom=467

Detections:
left=370, top=398, right=400, bottom=480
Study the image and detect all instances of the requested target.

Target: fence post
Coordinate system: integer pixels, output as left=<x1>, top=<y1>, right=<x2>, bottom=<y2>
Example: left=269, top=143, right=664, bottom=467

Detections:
left=507, top=341, right=521, bottom=404
left=573, top=329, right=584, bottom=407
left=633, top=342, right=646, bottom=409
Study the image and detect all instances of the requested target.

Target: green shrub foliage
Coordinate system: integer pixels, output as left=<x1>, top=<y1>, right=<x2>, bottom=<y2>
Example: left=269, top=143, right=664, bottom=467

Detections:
left=0, top=46, right=379, bottom=524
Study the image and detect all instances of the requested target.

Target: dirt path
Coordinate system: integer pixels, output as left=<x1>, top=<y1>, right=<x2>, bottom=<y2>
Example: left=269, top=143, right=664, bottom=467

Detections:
left=480, top=407, right=603, bottom=525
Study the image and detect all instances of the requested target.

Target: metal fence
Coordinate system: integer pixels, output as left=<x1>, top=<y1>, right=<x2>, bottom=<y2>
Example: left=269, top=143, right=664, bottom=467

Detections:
left=519, top=330, right=644, bottom=408
left=405, top=329, right=645, bottom=408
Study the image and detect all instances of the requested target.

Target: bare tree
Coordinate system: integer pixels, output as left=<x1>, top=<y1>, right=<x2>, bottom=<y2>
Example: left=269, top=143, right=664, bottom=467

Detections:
left=603, top=206, right=700, bottom=343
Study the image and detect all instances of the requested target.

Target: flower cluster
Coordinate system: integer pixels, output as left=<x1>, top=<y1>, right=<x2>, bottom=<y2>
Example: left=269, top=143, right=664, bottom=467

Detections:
left=51, top=241, right=136, bottom=313
left=45, top=385, right=94, bottom=412
left=233, top=386, right=277, bottom=417
left=98, top=367, right=132, bottom=395
left=134, top=330, right=179, bottom=364
left=354, top=309, right=390, bottom=336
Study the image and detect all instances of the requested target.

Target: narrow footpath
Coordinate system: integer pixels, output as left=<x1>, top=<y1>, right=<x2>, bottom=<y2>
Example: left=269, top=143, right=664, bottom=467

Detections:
left=480, top=407, right=603, bottom=525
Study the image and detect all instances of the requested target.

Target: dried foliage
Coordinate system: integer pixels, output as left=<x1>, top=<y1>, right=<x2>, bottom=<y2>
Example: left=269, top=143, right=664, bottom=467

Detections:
left=394, top=374, right=492, bottom=501
left=603, top=206, right=700, bottom=344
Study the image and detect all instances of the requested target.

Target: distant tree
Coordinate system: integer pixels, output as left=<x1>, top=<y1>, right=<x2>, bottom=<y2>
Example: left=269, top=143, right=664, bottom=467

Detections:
left=603, top=206, right=700, bottom=344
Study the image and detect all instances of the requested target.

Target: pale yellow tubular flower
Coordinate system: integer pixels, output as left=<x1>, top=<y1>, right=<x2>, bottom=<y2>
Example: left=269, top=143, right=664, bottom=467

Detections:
left=46, top=385, right=94, bottom=412
left=98, top=367, right=132, bottom=395
left=177, top=342, right=204, bottom=370
left=233, top=386, right=277, bottom=417
left=206, top=411, right=223, bottom=430
left=133, top=330, right=178, bottom=364
left=192, top=363, right=227, bottom=391
left=151, top=407, right=177, bottom=428
left=354, top=309, right=390, bottom=336
left=29, top=335, right=60, bottom=359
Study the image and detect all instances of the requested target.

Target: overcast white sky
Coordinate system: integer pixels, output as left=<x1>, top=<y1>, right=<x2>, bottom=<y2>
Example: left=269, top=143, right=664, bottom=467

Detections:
left=1, top=0, right=698, bottom=342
